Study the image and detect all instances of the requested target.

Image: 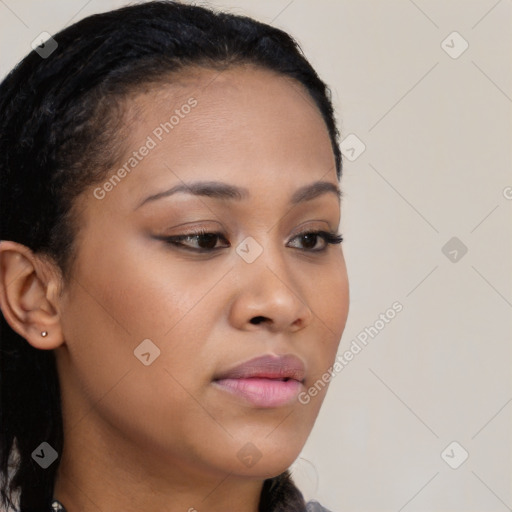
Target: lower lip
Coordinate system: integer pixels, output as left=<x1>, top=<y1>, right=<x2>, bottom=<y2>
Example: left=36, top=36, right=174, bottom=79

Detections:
left=213, top=378, right=302, bottom=408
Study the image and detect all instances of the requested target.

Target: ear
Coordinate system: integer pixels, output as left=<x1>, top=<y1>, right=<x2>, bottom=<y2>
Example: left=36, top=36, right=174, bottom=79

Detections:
left=0, top=240, right=64, bottom=350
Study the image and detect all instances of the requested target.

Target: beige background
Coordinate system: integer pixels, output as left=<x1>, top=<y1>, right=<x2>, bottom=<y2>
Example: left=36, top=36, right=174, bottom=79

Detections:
left=1, top=1, right=511, bottom=511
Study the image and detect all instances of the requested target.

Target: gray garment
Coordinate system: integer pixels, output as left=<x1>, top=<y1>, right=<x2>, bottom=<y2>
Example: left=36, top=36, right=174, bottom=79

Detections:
left=306, top=500, right=333, bottom=512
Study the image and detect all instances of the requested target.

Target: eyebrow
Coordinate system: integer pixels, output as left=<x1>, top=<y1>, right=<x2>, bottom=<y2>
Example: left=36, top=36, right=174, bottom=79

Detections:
left=136, top=179, right=341, bottom=209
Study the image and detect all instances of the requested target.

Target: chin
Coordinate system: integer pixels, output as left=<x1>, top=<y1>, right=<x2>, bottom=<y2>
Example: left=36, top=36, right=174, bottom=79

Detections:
left=218, top=435, right=308, bottom=480
left=233, top=456, right=299, bottom=480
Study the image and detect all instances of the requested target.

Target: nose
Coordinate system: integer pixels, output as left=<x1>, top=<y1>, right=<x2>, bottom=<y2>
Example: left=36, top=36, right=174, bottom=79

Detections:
left=227, top=240, right=314, bottom=333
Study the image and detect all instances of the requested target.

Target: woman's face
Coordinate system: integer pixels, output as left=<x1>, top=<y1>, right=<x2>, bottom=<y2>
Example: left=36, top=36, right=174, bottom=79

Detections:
left=56, top=65, right=349, bottom=482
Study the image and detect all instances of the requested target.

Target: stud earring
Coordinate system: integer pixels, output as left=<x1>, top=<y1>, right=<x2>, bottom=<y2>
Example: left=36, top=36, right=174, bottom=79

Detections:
left=41, top=331, right=48, bottom=337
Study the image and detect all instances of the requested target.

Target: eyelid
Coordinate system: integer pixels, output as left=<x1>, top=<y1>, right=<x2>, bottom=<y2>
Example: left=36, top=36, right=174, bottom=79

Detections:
left=159, top=222, right=336, bottom=240
left=156, top=227, right=343, bottom=253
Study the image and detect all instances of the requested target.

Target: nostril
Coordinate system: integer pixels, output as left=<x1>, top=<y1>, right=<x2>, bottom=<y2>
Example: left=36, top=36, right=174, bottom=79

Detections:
left=250, top=316, right=267, bottom=325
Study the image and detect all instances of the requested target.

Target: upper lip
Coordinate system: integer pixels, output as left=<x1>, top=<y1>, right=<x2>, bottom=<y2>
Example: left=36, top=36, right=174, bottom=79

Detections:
left=213, top=354, right=306, bottom=383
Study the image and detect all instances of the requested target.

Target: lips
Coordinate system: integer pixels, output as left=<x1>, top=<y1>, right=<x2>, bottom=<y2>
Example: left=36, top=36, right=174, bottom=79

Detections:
left=212, top=354, right=305, bottom=408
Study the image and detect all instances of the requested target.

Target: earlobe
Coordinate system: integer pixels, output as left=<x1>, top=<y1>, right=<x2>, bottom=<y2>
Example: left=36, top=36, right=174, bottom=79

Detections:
left=0, top=240, right=64, bottom=350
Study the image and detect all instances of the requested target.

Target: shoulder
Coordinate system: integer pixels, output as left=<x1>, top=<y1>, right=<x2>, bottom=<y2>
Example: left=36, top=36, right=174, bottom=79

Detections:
left=306, top=499, right=334, bottom=512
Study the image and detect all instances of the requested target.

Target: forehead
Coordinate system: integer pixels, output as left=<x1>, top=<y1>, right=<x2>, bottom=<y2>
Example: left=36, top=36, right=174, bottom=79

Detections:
left=87, top=65, right=337, bottom=212
left=125, top=64, right=333, bottom=165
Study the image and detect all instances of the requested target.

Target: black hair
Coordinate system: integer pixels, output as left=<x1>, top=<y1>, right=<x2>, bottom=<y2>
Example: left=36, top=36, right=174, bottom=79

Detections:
left=0, top=1, right=342, bottom=511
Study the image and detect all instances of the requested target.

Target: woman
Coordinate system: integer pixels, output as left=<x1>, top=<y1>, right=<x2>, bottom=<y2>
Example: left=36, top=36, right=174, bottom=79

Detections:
left=0, top=2, right=349, bottom=511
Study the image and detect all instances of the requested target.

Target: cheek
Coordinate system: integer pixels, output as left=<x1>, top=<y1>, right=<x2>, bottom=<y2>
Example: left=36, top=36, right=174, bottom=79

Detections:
left=67, top=228, right=225, bottom=340
left=309, top=253, right=349, bottom=347
left=299, top=253, right=349, bottom=405
left=58, top=232, right=229, bottom=409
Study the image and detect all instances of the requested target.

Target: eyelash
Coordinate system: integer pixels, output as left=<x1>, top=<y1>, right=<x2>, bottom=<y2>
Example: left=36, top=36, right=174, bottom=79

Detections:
left=158, top=229, right=343, bottom=253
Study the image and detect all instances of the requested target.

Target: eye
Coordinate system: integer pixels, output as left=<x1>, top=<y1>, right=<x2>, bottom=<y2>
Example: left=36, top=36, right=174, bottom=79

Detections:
left=157, top=228, right=343, bottom=253
left=160, top=229, right=230, bottom=252
left=287, top=230, right=343, bottom=252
